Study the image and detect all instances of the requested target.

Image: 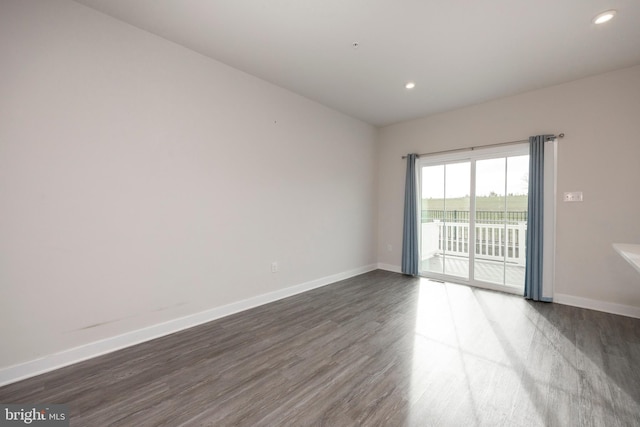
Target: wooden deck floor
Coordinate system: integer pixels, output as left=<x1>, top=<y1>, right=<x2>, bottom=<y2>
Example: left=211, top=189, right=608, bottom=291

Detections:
left=423, top=255, right=525, bottom=288
left=1, top=270, right=639, bottom=426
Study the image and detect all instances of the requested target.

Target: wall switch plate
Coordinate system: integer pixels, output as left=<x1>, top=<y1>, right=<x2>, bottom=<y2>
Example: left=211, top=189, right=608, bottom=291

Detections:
left=271, top=262, right=278, bottom=273
left=563, top=191, right=583, bottom=202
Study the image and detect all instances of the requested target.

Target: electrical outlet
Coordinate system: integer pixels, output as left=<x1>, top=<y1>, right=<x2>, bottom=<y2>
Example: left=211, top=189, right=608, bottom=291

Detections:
left=271, top=262, right=279, bottom=273
left=387, top=244, right=393, bottom=252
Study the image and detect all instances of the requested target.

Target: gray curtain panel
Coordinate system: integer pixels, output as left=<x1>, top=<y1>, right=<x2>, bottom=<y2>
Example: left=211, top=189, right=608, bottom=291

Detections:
left=402, top=153, right=419, bottom=276
left=524, top=135, right=552, bottom=301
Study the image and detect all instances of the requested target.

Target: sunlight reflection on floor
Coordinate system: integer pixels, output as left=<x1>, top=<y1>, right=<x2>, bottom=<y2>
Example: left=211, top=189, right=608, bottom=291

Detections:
left=408, top=278, right=548, bottom=425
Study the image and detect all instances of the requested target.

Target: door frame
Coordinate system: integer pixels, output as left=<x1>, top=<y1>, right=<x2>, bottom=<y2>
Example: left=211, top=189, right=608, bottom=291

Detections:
left=417, top=143, right=533, bottom=295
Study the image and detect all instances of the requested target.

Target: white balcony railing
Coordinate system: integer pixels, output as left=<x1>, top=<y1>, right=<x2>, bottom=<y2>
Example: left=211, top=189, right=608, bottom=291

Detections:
left=421, top=221, right=527, bottom=265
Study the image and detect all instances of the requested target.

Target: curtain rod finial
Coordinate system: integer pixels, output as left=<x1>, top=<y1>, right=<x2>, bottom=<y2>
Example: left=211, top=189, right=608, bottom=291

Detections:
left=559, top=133, right=565, bottom=138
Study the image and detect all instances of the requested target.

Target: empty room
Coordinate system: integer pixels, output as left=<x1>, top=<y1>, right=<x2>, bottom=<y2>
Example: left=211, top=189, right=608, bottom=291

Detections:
left=1, top=0, right=640, bottom=426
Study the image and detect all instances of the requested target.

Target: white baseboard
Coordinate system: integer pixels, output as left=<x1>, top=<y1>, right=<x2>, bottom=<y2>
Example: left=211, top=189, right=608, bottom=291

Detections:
left=375, top=265, right=640, bottom=320
left=554, top=293, right=640, bottom=319
left=377, top=263, right=402, bottom=273
left=0, top=264, right=377, bottom=387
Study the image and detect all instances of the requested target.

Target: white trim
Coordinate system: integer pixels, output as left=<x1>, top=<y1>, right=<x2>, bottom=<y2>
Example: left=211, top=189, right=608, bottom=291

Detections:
left=554, top=293, right=640, bottom=319
left=377, top=263, right=402, bottom=273
left=469, top=159, right=477, bottom=282
left=0, top=264, right=377, bottom=387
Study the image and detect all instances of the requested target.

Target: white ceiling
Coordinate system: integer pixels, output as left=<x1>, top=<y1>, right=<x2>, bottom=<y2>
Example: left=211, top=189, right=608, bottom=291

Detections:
left=73, top=0, right=640, bottom=127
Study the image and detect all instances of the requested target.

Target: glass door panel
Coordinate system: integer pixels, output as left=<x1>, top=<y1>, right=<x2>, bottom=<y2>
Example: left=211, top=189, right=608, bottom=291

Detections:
left=421, top=162, right=470, bottom=279
left=474, top=155, right=529, bottom=288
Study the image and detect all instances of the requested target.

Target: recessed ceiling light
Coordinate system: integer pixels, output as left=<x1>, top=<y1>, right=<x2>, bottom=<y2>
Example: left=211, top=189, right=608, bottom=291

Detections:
left=405, top=82, right=416, bottom=89
left=593, top=10, right=617, bottom=24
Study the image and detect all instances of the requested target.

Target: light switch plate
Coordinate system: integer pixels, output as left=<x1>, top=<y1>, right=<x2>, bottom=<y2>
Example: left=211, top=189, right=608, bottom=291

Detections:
left=563, top=191, right=583, bottom=202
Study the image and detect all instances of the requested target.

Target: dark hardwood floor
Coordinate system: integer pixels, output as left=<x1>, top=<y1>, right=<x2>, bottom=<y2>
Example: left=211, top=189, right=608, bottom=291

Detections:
left=2, top=270, right=640, bottom=426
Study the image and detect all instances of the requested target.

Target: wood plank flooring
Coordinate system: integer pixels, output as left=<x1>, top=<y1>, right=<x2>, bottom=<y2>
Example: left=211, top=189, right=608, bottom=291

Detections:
left=1, top=270, right=639, bottom=426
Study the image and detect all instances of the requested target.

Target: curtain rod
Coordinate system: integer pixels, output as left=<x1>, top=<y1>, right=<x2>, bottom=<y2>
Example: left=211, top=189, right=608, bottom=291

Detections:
left=401, top=133, right=564, bottom=159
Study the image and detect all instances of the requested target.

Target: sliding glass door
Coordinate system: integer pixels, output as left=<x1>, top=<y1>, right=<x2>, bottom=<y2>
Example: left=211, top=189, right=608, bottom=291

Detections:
left=419, top=145, right=529, bottom=293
